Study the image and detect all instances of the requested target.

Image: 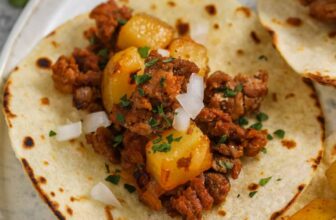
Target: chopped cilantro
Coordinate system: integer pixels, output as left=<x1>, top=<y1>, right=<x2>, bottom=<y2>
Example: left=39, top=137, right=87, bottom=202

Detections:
left=148, top=118, right=159, bottom=128
left=235, top=84, right=243, bottom=93
left=217, top=160, right=233, bottom=170
left=267, top=134, right=273, bottom=140
left=120, top=95, right=131, bottom=108
left=145, top=58, right=159, bottom=67
left=160, top=77, right=166, bottom=87
left=256, top=112, right=269, bottom=122
left=166, top=134, right=182, bottom=144
left=222, top=87, right=237, bottom=97
left=236, top=117, right=249, bottom=126
left=152, top=142, right=171, bottom=153
left=97, top=48, right=109, bottom=59
left=113, top=135, right=123, bottom=147
left=249, top=191, right=257, bottom=198
left=162, top=57, right=175, bottom=63
left=237, top=194, right=241, bottom=198
left=259, top=176, right=272, bottom=186
left=218, top=135, right=228, bottom=144
left=9, top=0, right=28, bottom=8
left=273, top=129, right=285, bottom=139
left=138, top=88, right=145, bottom=96
left=49, top=130, right=57, bottom=137
left=152, top=134, right=182, bottom=153
left=106, top=174, right=120, bottom=185
left=117, top=18, right=128, bottom=25
left=154, top=104, right=172, bottom=126
left=116, top=113, right=125, bottom=124
left=134, top=74, right=152, bottom=85
left=138, top=47, right=150, bottom=58
left=261, top=148, right=267, bottom=154
left=124, top=184, right=136, bottom=193
left=250, top=122, right=263, bottom=130
left=258, top=55, right=268, bottom=61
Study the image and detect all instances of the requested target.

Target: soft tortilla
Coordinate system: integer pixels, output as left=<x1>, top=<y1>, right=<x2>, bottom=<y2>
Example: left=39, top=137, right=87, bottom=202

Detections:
left=2, top=0, right=324, bottom=219
left=258, top=0, right=336, bottom=86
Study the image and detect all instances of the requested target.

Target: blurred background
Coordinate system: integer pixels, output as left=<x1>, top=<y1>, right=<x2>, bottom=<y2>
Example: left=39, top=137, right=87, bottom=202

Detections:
left=0, top=0, right=25, bottom=50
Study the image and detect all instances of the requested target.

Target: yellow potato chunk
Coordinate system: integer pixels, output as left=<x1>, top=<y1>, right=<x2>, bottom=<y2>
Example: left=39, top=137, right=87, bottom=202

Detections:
left=117, top=13, right=174, bottom=50
left=102, top=47, right=144, bottom=112
left=289, top=199, right=336, bottom=220
left=146, top=124, right=212, bottom=191
left=326, top=161, right=336, bottom=193
left=169, top=37, right=209, bottom=77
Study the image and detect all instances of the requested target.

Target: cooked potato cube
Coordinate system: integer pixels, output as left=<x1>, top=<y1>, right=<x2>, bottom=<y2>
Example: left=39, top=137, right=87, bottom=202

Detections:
left=146, top=124, right=212, bottom=191
left=102, top=47, right=144, bottom=112
left=169, top=37, right=209, bottom=77
left=117, top=13, right=174, bottom=50
left=289, top=199, right=336, bottom=220
left=326, top=161, right=336, bottom=193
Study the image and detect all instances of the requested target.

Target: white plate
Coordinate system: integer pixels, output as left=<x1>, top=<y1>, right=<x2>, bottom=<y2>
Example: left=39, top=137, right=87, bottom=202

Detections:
left=1, top=0, right=336, bottom=219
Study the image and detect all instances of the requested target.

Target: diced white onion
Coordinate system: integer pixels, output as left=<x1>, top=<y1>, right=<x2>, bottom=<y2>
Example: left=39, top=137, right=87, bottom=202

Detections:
left=91, top=182, right=122, bottom=208
left=176, top=93, right=204, bottom=119
left=187, top=73, right=204, bottom=100
left=157, top=49, right=170, bottom=57
left=190, top=22, right=209, bottom=44
left=83, top=111, right=111, bottom=134
left=173, top=107, right=191, bottom=131
left=56, top=121, right=82, bottom=141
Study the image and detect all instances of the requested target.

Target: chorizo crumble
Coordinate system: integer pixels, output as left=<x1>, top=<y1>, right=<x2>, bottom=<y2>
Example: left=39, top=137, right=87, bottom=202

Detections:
left=51, top=1, right=269, bottom=219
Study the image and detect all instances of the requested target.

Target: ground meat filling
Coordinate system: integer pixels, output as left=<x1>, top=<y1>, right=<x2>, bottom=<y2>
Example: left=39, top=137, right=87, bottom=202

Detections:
left=109, top=51, right=199, bottom=136
left=300, top=0, right=336, bottom=22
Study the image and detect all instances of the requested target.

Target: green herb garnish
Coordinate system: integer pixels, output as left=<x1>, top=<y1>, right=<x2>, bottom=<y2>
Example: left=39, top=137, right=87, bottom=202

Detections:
left=235, top=84, right=243, bottom=93
left=152, top=134, right=182, bottom=153
left=113, top=135, right=123, bottom=147
left=273, top=129, right=285, bottom=139
left=250, top=122, right=263, bottom=130
left=218, top=160, right=233, bottom=170
left=116, top=113, right=125, bottom=124
left=138, top=47, right=150, bottom=59
left=160, top=77, right=166, bottom=87
left=98, top=48, right=109, bottom=59
left=236, top=117, right=249, bottom=126
left=249, top=191, right=258, bottom=198
left=145, top=58, right=159, bottom=67
left=120, top=95, right=131, bottom=108
left=149, top=118, right=159, bottom=128
left=261, top=148, right=267, bottom=154
left=8, top=0, right=28, bottom=8
left=267, top=134, right=273, bottom=140
left=162, top=57, right=175, bottom=63
left=258, top=55, right=268, bottom=61
left=218, top=135, right=228, bottom=144
left=89, top=37, right=96, bottom=45
left=124, top=184, right=136, bottom=193
left=256, top=112, right=269, bottom=122
left=138, top=88, right=145, bottom=96
left=49, top=130, right=57, bottom=137
left=106, top=174, right=120, bottom=185
left=259, top=176, right=272, bottom=186
left=134, top=74, right=152, bottom=85
left=154, top=104, right=172, bottom=126
left=117, top=18, right=128, bottom=25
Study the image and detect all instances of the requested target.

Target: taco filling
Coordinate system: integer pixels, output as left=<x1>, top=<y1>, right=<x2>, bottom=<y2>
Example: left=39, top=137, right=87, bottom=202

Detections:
left=51, top=0, right=269, bottom=219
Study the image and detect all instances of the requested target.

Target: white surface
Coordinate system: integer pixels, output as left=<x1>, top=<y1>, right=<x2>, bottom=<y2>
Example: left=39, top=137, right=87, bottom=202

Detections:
left=1, top=0, right=336, bottom=219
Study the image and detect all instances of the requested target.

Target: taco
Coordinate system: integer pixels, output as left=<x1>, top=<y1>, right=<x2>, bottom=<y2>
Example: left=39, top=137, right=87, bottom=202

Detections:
left=2, top=0, right=324, bottom=219
left=258, top=0, right=336, bottom=86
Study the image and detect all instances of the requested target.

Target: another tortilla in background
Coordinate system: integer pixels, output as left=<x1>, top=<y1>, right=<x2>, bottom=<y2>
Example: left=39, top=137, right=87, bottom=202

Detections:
left=2, top=0, right=324, bottom=219
left=258, top=0, right=336, bottom=86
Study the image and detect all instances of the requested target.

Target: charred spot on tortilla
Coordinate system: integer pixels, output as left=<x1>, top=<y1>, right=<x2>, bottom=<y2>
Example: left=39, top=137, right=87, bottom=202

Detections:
left=23, top=136, right=34, bottom=149
left=176, top=19, right=190, bottom=36
left=105, top=206, right=114, bottom=220
left=213, top=23, right=219, bottom=29
left=43, top=161, right=49, bottom=166
left=3, top=80, right=17, bottom=119
left=281, top=139, right=296, bottom=149
left=150, top=4, right=156, bottom=10
left=47, top=30, right=56, bottom=38
left=36, top=57, right=52, bottom=69
left=250, top=31, right=261, bottom=44
left=38, top=176, right=47, bottom=184
left=328, top=31, right=336, bottom=38
left=13, top=66, right=19, bottom=71
left=306, top=72, right=336, bottom=87
left=51, top=41, right=59, bottom=48
left=59, top=188, right=64, bottom=193
left=40, top=134, right=45, bottom=140
left=236, top=49, right=244, bottom=56
left=66, top=206, right=73, bottom=216
left=40, top=97, right=50, bottom=105
left=272, top=93, right=278, bottom=102
left=285, top=93, right=295, bottom=99
left=235, top=6, right=251, bottom=18
left=311, top=150, right=323, bottom=170
left=286, top=17, right=303, bottom=27
left=248, top=183, right=259, bottom=191
left=167, top=1, right=175, bottom=7
left=51, top=192, right=56, bottom=197
left=270, top=184, right=306, bottom=220
left=21, top=158, right=66, bottom=220
left=177, top=156, right=192, bottom=170
left=205, top=4, right=217, bottom=16
left=218, top=210, right=226, bottom=216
